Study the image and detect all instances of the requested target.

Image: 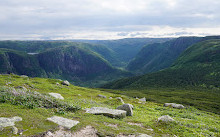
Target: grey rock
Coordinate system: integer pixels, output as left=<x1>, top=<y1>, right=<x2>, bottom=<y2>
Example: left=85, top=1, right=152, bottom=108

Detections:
left=139, top=97, right=146, bottom=102
left=98, top=94, right=106, bottom=98
left=61, top=80, right=70, bottom=86
left=109, top=97, right=113, bottom=99
left=116, top=104, right=133, bottom=116
left=116, top=97, right=124, bottom=104
left=158, top=115, right=175, bottom=123
left=137, top=134, right=152, bottom=137
left=86, top=107, right=126, bottom=118
left=20, top=75, right=28, bottom=78
left=12, top=126, right=18, bottom=134
left=0, top=116, right=22, bottom=128
left=164, top=103, right=184, bottom=109
left=47, top=116, right=79, bottom=129
left=49, top=93, right=64, bottom=100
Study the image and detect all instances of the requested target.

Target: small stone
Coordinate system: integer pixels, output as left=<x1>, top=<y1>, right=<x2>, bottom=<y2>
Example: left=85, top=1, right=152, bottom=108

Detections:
left=46, top=131, right=53, bottom=136
left=116, top=97, right=124, bottom=104
left=98, top=94, right=106, bottom=98
left=116, top=104, right=133, bottom=116
left=109, top=97, right=113, bottom=99
left=56, top=82, right=60, bottom=85
left=137, top=133, right=152, bottom=137
left=49, top=93, right=64, bottom=100
left=78, top=94, right=81, bottom=96
left=164, top=103, right=184, bottom=109
left=158, top=115, right=175, bottom=123
left=61, top=80, right=70, bottom=86
left=20, top=75, right=28, bottom=78
left=146, top=128, right=154, bottom=131
left=139, top=97, right=146, bottom=102
left=12, top=126, right=18, bottom=135
left=47, top=116, right=79, bottom=129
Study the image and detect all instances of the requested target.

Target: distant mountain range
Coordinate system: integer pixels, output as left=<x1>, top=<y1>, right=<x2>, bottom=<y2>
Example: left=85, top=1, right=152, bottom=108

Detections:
left=1, top=36, right=220, bottom=88
left=1, top=39, right=169, bottom=87
left=102, top=38, right=220, bottom=89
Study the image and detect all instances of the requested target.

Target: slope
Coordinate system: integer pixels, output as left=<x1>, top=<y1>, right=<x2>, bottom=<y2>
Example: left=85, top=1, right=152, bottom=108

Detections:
left=0, top=48, right=46, bottom=77
left=0, top=45, right=131, bottom=87
left=0, top=41, right=120, bottom=67
left=37, top=45, right=131, bottom=87
left=127, top=37, right=202, bottom=74
left=103, top=39, right=220, bottom=89
left=0, top=74, right=219, bottom=136
left=74, top=38, right=171, bottom=67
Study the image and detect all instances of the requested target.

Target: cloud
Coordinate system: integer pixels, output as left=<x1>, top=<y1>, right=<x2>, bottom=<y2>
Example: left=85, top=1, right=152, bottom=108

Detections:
left=0, top=0, right=219, bottom=39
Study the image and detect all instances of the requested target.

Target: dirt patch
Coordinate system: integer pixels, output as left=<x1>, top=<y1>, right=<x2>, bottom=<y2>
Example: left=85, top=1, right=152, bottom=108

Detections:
left=73, top=126, right=98, bottom=137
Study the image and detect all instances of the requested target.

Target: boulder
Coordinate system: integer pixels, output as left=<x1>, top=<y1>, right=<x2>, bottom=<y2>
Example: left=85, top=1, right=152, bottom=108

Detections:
left=86, top=107, right=126, bottom=119
left=49, top=93, right=64, bottom=100
left=116, top=104, right=133, bottom=116
left=47, top=116, right=79, bottom=129
left=164, top=103, right=184, bottom=109
left=116, top=97, right=124, bottom=104
left=0, top=116, right=22, bottom=128
left=158, top=115, right=175, bottom=123
left=61, top=80, right=70, bottom=86
left=98, top=94, right=106, bottom=98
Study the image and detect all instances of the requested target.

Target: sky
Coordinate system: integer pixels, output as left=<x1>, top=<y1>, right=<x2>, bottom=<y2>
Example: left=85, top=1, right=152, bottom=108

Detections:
left=0, top=0, right=220, bottom=40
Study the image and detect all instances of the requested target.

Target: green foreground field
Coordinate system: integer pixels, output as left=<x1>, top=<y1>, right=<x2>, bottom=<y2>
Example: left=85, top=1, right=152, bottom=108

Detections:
left=0, top=74, right=219, bottom=137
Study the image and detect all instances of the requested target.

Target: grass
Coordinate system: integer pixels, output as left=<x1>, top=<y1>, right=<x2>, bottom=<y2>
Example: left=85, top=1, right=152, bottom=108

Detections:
left=101, top=87, right=220, bottom=115
left=0, top=74, right=220, bottom=137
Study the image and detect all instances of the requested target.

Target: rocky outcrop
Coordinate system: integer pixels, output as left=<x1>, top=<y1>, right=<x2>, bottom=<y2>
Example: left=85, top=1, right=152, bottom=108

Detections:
left=47, top=116, right=79, bottom=129
left=116, top=104, right=133, bottom=116
left=164, top=103, right=184, bottom=109
left=85, top=107, right=126, bottom=119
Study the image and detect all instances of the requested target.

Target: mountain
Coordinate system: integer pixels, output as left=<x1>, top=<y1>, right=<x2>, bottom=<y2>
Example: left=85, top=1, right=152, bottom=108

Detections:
left=127, top=37, right=202, bottom=74
left=0, top=49, right=46, bottom=77
left=0, top=42, right=131, bottom=87
left=102, top=39, right=220, bottom=89
left=0, top=41, right=120, bottom=67
left=37, top=45, right=131, bottom=87
left=73, top=38, right=171, bottom=67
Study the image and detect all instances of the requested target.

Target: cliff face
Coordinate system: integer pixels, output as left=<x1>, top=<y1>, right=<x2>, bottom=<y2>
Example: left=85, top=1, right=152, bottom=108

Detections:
left=0, top=46, right=128, bottom=87
left=38, top=46, right=114, bottom=79
left=0, top=49, right=46, bottom=76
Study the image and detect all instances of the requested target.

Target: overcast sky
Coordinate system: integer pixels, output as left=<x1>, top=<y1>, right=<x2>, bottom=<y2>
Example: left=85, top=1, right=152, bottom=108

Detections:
left=0, top=0, right=220, bottom=40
